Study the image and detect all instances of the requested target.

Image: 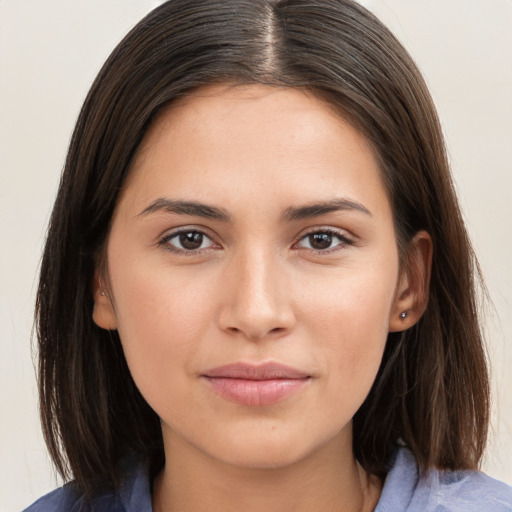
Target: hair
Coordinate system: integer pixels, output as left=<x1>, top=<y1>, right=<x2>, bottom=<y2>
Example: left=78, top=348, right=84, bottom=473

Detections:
left=36, top=0, right=489, bottom=497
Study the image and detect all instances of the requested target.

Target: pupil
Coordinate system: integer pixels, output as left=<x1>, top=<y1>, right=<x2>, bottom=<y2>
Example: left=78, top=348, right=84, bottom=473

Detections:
left=180, top=232, right=203, bottom=250
left=310, top=233, right=332, bottom=250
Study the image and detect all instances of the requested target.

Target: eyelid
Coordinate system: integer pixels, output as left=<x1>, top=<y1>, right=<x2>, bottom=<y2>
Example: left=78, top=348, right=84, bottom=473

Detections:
left=158, top=225, right=221, bottom=254
left=156, top=224, right=355, bottom=256
left=292, top=226, right=355, bottom=253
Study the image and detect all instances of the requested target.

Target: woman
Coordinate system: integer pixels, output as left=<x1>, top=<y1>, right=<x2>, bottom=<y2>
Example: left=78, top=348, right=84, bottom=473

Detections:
left=24, top=0, right=512, bottom=510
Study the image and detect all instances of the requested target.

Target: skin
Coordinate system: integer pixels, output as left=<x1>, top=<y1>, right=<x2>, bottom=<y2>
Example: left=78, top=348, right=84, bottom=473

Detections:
left=93, top=84, right=431, bottom=512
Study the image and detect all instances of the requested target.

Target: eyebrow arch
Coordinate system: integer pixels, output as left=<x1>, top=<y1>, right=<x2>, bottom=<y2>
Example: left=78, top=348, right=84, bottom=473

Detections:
left=138, top=198, right=231, bottom=222
left=283, top=198, right=372, bottom=221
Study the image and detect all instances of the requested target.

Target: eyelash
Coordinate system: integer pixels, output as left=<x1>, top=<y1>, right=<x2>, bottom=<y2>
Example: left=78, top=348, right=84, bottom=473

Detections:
left=158, top=227, right=354, bottom=255
left=158, top=228, right=218, bottom=255
left=293, top=228, right=354, bottom=254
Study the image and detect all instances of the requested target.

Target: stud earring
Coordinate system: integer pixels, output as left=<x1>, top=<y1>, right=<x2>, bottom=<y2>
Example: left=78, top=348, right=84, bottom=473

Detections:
left=399, top=311, right=407, bottom=319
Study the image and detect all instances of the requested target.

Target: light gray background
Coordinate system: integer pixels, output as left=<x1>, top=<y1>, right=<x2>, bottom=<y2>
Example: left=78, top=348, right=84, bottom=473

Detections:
left=1, top=1, right=511, bottom=511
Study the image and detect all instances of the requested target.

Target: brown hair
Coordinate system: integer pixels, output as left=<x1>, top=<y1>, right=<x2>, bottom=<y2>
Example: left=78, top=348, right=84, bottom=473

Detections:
left=36, top=0, right=489, bottom=496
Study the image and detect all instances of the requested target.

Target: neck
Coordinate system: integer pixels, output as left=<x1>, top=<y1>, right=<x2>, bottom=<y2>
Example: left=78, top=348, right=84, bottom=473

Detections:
left=152, top=430, right=382, bottom=512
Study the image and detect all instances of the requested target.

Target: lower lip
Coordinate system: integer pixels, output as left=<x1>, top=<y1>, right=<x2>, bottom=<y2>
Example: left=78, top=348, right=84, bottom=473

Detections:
left=203, top=377, right=310, bottom=406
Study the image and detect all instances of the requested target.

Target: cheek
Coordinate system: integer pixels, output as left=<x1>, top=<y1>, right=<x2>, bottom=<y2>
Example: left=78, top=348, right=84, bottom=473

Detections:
left=295, top=257, right=397, bottom=393
left=108, top=256, right=216, bottom=393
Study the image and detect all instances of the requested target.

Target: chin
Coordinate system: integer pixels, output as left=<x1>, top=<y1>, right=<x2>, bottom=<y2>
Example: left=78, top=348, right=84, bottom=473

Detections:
left=219, top=442, right=311, bottom=470
left=200, top=419, right=349, bottom=471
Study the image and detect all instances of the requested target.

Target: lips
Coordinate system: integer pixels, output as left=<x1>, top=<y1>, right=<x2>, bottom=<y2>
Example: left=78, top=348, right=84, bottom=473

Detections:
left=202, top=362, right=311, bottom=406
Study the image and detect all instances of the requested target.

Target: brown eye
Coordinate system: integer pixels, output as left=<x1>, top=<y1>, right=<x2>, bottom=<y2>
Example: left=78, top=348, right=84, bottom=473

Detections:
left=296, top=230, right=351, bottom=252
left=162, top=230, right=216, bottom=252
left=309, top=233, right=333, bottom=250
left=179, top=231, right=204, bottom=250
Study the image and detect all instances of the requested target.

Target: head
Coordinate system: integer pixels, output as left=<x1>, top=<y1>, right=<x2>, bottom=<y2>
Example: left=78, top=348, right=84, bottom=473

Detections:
left=36, top=0, right=489, bottom=495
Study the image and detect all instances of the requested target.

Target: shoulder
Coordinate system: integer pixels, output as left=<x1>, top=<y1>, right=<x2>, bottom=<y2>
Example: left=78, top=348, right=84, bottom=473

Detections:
left=376, top=447, right=512, bottom=512
left=22, top=484, right=125, bottom=512
left=22, top=456, right=152, bottom=512
left=22, top=485, right=118, bottom=512
left=418, top=467, right=512, bottom=512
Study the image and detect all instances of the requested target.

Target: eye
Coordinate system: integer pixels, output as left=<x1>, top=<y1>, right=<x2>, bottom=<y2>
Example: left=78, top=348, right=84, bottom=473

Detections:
left=160, top=229, right=217, bottom=253
left=295, top=229, right=352, bottom=252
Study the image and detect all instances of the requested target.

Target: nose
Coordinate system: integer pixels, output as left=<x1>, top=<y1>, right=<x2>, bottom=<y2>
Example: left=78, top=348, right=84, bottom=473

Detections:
left=217, top=248, right=296, bottom=341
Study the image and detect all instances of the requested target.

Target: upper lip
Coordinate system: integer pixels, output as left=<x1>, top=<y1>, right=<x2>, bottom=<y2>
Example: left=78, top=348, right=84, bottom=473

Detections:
left=202, top=362, right=309, bottom=380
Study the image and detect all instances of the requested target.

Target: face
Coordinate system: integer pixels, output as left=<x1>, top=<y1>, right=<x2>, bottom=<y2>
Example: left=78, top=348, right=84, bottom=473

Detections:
left=94, top=84, right=406, bottom=470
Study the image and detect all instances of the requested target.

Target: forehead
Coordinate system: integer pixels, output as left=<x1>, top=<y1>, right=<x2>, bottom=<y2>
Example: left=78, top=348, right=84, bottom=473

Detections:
left=120, top=83, right=390, bottom=219
left=133, top=83, right=375, bottom=169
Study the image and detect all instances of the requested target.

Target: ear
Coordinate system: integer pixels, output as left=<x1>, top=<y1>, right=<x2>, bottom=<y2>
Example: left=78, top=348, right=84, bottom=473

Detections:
left=389, top=230, right=432, bottom=332
left=92, top=269, right=118, bottom=330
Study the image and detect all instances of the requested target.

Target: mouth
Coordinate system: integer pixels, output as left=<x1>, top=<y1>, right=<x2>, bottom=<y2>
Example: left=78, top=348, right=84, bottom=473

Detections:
left=201, top=362, right=311, bottom=406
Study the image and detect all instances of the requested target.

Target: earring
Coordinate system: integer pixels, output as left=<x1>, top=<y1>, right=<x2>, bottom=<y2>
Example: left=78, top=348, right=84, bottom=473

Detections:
left=399, top=311, right=407, bottom=319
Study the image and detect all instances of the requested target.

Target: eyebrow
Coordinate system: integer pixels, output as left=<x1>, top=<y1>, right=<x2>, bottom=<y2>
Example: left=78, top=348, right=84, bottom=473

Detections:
left=283, top=198, right=372, bottom=221
left=138, top=198, right=231, bottom=222
left=138, top=197, right=371, bottom=223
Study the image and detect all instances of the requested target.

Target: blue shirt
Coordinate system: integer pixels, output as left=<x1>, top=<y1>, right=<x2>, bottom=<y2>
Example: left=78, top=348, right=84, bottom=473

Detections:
left=23, top=448, right=512, bottom=511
